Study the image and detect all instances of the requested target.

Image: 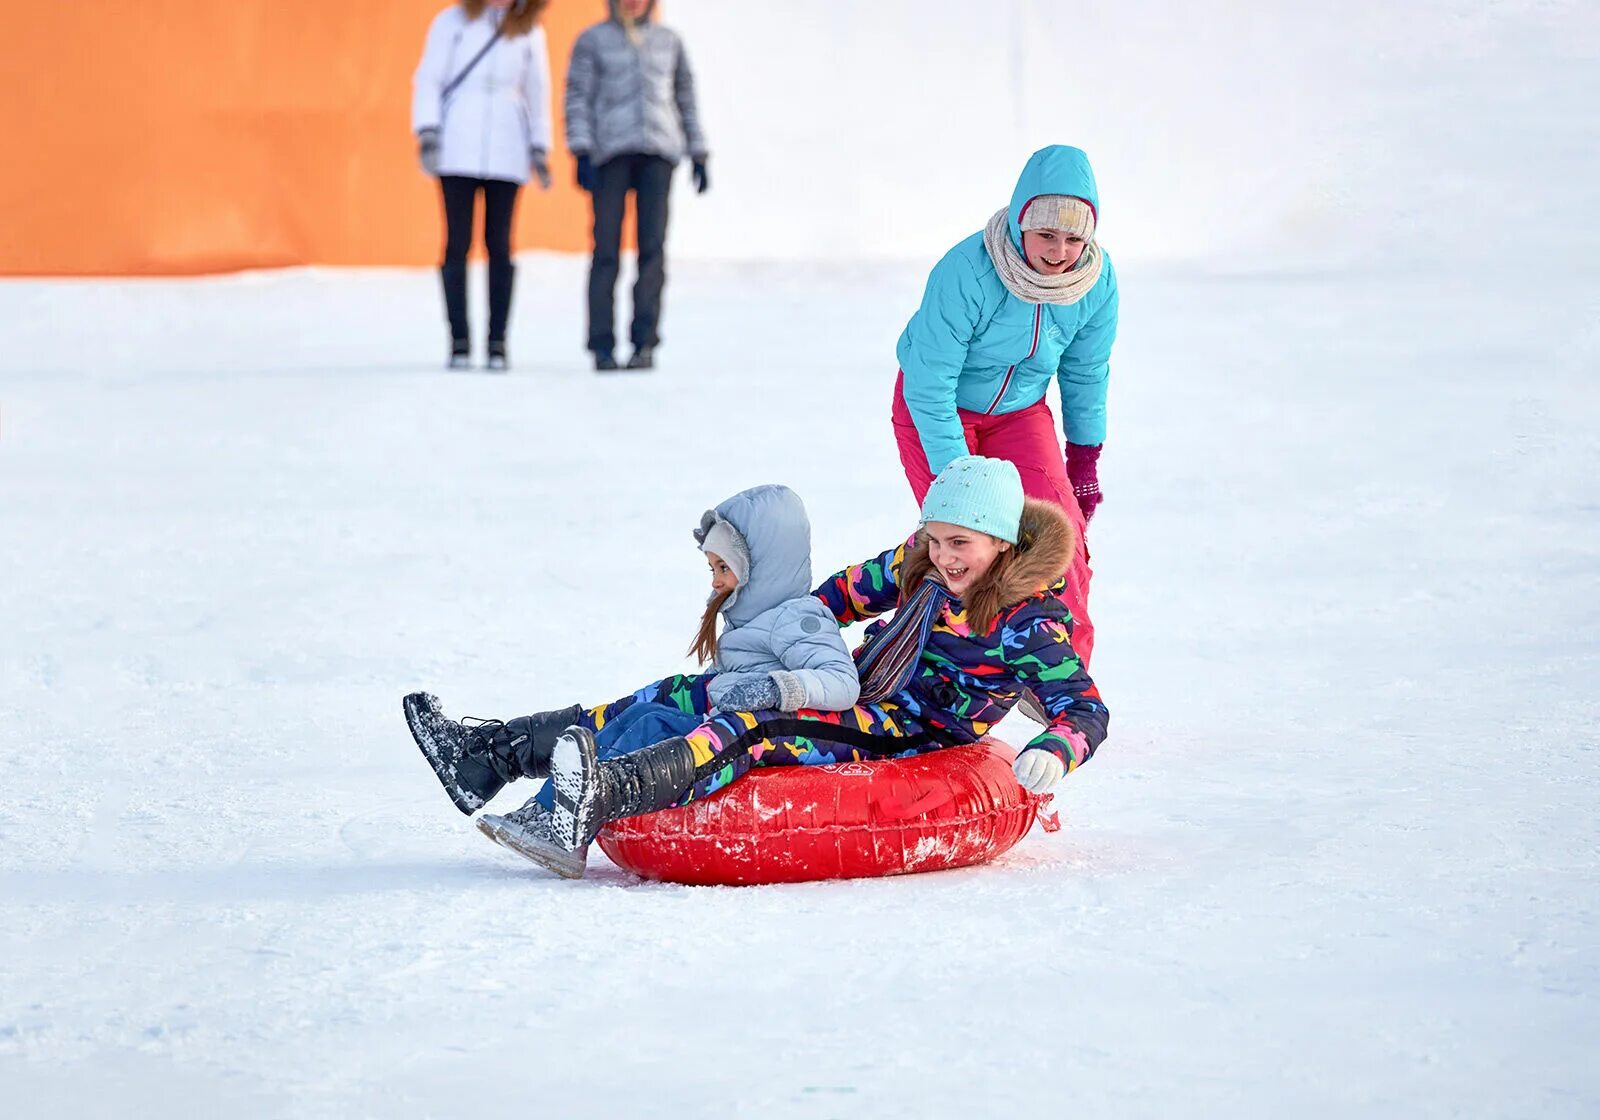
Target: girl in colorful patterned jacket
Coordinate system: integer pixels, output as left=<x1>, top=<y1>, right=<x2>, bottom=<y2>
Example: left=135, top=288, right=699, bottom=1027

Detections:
left=404, top=457, right=1108, bottom=879
left=894, top=145, right=1118, bottom=668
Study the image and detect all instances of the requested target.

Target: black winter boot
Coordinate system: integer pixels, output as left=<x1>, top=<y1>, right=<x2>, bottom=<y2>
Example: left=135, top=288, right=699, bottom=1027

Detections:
left=478, top=727, right=696, bottom=879
left=440, top=261, right=469, bottom=345
left=487, top=260, right=516, bottom=347
left=402, top=692, right=584, bottom=815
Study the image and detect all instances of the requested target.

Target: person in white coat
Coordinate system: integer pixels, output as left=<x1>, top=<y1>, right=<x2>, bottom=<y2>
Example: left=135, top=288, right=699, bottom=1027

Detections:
left=413, top=0, right=553, bottom=371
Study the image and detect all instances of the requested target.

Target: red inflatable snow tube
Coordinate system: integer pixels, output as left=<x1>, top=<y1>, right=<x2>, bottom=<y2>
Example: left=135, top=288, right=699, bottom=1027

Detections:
left=595, top=739, right=1056, bottom=886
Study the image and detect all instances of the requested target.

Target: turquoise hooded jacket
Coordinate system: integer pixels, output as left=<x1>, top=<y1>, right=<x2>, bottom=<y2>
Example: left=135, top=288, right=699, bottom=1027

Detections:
left=896, top=146, right=1119, bottom=475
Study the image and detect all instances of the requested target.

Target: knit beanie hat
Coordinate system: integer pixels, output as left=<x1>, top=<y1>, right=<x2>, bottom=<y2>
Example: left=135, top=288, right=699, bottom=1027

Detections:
left=919, top=456, right=1025, bottom=544
left=1019, top=194, right=1096, bottom=240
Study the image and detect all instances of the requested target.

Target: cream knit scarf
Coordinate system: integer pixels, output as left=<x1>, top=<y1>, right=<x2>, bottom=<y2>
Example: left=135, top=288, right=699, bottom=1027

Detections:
left=983, top=208, right=1103, bottom=305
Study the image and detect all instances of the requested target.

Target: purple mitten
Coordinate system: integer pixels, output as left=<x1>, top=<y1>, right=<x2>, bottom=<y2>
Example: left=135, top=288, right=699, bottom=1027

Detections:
left=1065, top=442, right=1103, bottom=524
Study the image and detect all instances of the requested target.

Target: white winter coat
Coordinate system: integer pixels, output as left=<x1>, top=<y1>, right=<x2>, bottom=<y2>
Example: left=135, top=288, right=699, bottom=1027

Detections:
left=412, top=5, right=553, bottom=185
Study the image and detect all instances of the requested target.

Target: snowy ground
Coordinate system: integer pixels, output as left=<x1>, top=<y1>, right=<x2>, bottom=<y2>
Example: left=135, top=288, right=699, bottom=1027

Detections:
left=2, top=251, right=1597, bottom=1117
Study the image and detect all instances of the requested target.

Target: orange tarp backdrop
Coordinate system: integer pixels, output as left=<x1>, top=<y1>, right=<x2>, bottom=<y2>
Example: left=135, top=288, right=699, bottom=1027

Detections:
left=2, top=2, right=599, bottom=275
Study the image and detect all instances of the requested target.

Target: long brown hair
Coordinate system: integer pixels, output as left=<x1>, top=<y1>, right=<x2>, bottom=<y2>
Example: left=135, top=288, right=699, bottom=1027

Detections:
left=461, top=0, right=549, bottom=37
left=688, top=589, right=733, bottom=665
left=898, top=531, right=1025, bottom=637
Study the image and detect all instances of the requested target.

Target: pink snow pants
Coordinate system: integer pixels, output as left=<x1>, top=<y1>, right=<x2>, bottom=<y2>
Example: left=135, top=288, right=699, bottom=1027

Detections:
left=892, top=371, right=1095, bottom=666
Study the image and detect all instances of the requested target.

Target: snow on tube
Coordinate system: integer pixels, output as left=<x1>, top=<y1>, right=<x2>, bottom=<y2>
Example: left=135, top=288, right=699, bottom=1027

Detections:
left=595, top=739, right=1058, bottom=886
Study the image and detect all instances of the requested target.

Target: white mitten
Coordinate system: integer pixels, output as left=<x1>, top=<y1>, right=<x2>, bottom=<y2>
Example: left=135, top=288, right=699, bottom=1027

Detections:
left=1013, top=748, right=1065, bottom=793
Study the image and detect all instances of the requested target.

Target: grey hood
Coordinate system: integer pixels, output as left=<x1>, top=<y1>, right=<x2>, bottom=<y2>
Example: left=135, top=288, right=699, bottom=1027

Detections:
left=606, top=0, right=658, bottom=20
left=693, top=484, right=813, bottom=628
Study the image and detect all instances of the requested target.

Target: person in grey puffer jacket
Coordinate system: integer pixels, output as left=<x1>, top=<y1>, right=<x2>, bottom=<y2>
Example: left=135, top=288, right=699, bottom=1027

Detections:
left=403, top=484, right=860, bottom=825
left=565, top=0, right=709, bottom=371
left=692, top=485, right=860, bottom=714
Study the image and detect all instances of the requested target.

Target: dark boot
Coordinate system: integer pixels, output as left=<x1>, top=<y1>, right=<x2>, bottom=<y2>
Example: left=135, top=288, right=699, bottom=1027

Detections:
left=625, top=346, right=654, bottom=370
left=449, top=337, right=471, bottom=370
left=483, top=728, right=696, bottom=878
left=486, top=338, right=508, bottom=372
left=487, top=260, right=515, bottom=358
left=477, top=796, right=554, bottom=859
left=593, top=349, right=619, bottom=372
left=440, top=261, right=469, bottom=346
left=402, top=692, right=584, bottom=815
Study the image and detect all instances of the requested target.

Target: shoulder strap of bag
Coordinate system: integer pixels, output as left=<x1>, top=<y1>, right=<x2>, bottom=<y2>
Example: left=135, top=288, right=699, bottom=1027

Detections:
left=441, top=20, right=506, bottom=102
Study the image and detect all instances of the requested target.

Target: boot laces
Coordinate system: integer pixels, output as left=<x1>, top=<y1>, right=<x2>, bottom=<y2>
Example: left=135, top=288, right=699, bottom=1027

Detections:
left=462, top=717, right=528, bottom=776
left=460, top=716, right=505, bottom=751
left=503, top=797, right=553, bottom=830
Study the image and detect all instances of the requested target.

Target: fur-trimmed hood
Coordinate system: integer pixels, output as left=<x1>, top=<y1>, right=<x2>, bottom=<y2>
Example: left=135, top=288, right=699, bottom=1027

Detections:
left=900, top=497, right=1077, bottom=633
left=995, top=497, right=1076, bottom=606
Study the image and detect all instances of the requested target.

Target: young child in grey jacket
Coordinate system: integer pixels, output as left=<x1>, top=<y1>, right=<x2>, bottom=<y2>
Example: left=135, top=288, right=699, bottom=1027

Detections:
left=405, top=483, right=860, bottom=824
left=692, top=484, right=860, bottom=714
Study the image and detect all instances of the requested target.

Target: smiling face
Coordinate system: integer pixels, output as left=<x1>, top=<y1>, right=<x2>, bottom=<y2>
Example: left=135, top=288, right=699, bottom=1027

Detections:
left=921, top=521, right=1010, bottom=597
left=704, top=550, right=739, bottom=597
left=618, top=0, right=651, bottom=18
left=1021, top=228, right=1087, bottom=275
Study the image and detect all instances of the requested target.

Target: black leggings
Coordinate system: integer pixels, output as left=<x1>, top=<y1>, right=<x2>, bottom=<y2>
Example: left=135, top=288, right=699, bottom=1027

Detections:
left=438, top=176, right=521, bottom=344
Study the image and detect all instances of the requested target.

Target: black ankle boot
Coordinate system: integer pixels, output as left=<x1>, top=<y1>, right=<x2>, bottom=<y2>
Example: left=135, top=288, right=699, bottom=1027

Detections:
left=486, top=338, right=508, bottom=372
left=402, top=693, right=584, bottom=815
left=494, top=704, right=585, bottom=781
left=483, top=728, right=696, bottom=878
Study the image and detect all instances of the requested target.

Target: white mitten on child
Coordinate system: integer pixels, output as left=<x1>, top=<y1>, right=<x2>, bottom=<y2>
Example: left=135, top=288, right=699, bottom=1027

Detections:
left=1012, top=747, right=1064, bottom=793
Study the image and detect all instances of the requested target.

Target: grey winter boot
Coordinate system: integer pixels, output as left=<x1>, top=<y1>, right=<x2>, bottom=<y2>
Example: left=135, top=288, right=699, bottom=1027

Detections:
left=401, top=692, right=585, bottom=815
left=480, top=727, right=697, bottom=879
left=476, top=797, right=556, bottom=859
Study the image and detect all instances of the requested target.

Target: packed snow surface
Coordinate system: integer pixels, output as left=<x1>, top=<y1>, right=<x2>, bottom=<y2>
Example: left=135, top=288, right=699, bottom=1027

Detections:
left=3, top=249, right=1594, bottom=1117
left=4, top=0, right=1599, bottom=1114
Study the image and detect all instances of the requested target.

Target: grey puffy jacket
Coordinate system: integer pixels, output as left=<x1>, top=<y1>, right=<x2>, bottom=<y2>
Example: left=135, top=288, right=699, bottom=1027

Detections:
left=696, top=486, right=860, bottom=714
left=564, top=1, right=708, bottom=166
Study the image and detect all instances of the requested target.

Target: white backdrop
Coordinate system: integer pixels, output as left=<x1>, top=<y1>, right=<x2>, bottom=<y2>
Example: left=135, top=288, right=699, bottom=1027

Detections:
left=666, top=0, right=1600, bottom=269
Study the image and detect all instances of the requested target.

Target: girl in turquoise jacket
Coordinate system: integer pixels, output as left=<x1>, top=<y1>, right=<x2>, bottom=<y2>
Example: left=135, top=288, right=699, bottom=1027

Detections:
left=892, top=145, right=1118, bottom=666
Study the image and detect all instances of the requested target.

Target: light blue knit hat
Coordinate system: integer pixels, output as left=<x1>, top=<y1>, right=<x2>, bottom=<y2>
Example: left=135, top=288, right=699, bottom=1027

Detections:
left=918, top=455, right=1024, bottom=544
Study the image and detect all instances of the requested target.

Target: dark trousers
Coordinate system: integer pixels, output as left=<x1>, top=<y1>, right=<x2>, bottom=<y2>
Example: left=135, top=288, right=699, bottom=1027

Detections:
left=439, top=175, right=521, bottom=344
left=587, top=154, right=674, bottom=354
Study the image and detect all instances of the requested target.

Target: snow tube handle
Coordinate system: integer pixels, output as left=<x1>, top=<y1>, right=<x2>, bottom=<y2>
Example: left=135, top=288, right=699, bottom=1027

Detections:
left=878, top=780, right=957, bottom=820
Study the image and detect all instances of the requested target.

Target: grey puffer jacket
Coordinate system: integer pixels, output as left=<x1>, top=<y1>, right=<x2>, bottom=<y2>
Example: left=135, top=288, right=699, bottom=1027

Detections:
left=564, top=1, right=708, bottom=166
left=695, top=486, right=860, bottom=714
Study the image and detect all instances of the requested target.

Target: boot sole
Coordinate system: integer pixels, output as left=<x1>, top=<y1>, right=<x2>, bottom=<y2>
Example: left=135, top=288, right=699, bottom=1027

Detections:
left=549, top=727, right=600, bottom=851
left=402, top=693, right=485, bottom=816
left=477, top=814, right=588, bottom=879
